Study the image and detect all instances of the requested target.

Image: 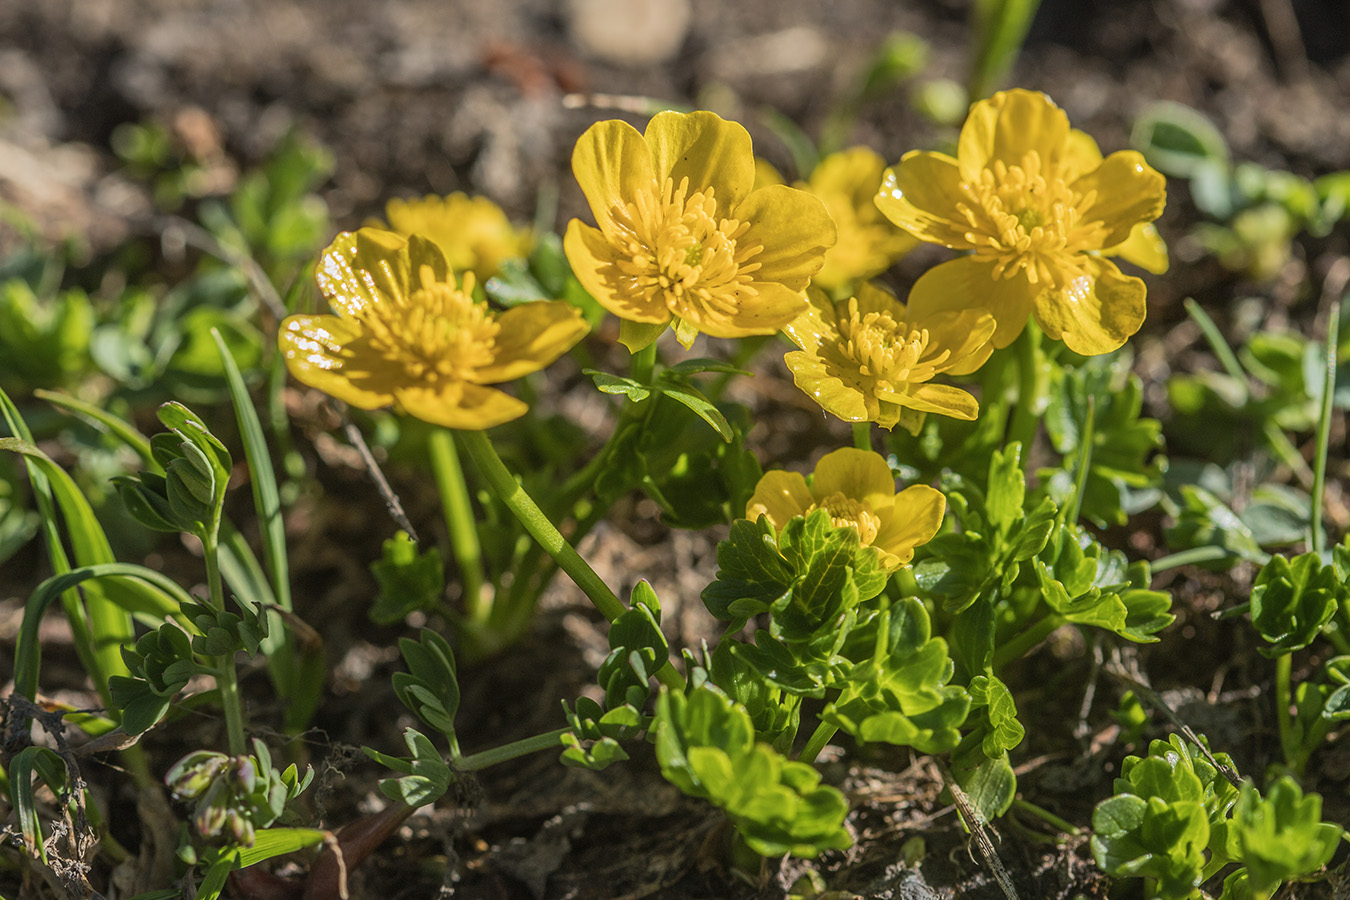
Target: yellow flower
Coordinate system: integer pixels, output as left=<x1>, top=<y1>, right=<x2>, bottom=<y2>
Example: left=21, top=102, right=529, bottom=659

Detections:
left=564, top=110, right=837, bottom=352
left=783, top=282, right=995, bottom=434
left=380, top=192, right=531, bottom=282
left=797, top=148, right=919, bottom=294
left=279, top=228, right=587, bottom=430
left=746, top=448, right=944, bottom=570
left=875, top=89, right=1167, bottom=355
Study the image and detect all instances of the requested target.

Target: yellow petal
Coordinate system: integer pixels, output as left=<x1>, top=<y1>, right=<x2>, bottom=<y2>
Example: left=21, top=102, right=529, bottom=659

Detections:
left=852, top=280, right=905, bottom=317
left=571, top=119, right=657, bottom=235
left=1106, top=221, right=1170, bottom=275
left=563, top=219, right=671, bottom=324
left=1072, top=150, right=1167, bottom=247
left=736, top=184, right=838, bottom=290
left=908, top=257, right=1037, bottom=349
left=1060, top=129, right=1103, bottom=182
left=393, top=382, right=528, bottom=430
left=893, top=383, right=980, bottom=420
left=784, top=350, right=874, bottom=422
left=278, top=315, right=397, bottom=410
left=746, top=469, right=814, bottom=528
left=1033, top=258, right=1145, bottom=356
left=315, top=229, right=430, bottom=320
left=645, top=110, right=755, bottom=216
left=958, top=89, right=1070, bottom=181
left=754, top=157, right=786, bottom=189
left=810, top=448, right=896, bottom=511
left=918, top=309, right=997, bottom=377
left=874, top=154, right=970, bottom=248
left=696, top=283, right=808, bottom=338
left=782, top=289, right=837, bottom=355
left=873, top=485, right=945, bottom=563
left=475, top=301, right=588, bottom=383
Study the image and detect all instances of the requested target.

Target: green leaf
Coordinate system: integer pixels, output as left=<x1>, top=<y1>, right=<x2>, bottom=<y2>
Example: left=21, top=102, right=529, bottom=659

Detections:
left=392, top=629, right=461, bottom=755
left=1234, top=778, right=1341, bottom=899
left=369, top=532, right=445, bottom=625
left=235, top=827, right=327, bottom=867
left=655, top=685, right=851, bottom=858
left=969, top=674, right=1024, bottom=758
left=584, top=370, right=651, bottom=401
left=1132, top=102, right=1231, bottom=179
left=1249, top=552, right=1339, bottom=656
left=366, top=728, right=454, bottom=808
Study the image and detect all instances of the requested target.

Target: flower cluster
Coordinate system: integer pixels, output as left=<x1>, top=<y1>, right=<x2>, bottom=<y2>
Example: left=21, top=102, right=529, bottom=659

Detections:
left=280, top=228, right=586, bottom=430
left=563, top=110, right=837, bottom=351
left=746, top=447, right=944, bottom=571
left=876, top=88, right=1167, bottom=355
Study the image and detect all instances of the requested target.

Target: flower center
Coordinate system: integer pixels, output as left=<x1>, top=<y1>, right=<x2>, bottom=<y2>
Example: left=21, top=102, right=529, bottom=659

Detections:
left=808, top=492, right=881, bottom=545
left=955, top=151, right=1110, bottom=287
left=359, top=266, right=499, bottom=383
left=827, top=298, right=947, bottom=393
left=607, top=176, right=764, bottom=324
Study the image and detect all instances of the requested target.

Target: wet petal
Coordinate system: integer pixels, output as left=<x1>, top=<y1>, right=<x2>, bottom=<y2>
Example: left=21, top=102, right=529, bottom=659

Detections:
left=736, top=184, right=838, bottom=291
left=958, top=89, right=1070, bottom=181
left=908, top=257, right=1037, bottom=349
left=571, top=119, right=657, bottom=235
left=1106, top=221, right=1170, bottom=275
left=895, top=383, right=980, bottom=420
left=782, top=289, right=838, bottom=355
left=874, top=154, right=970, bottom=248
left=393, top=382, right=528, bottom=430
left=645, top=110, right=755, bottom=216
left=697, top=283, right=808, bottom=338
left=475, top=301, right=588, bottom=383
left=1072, top=150, right=1167, bottom=247
left=279, top=314, right=397, bottom=409
left=316, top=229, right=414, bottom=319
left=746, top=470, right=814, bottom=528
left=811, top=448, right=897, bottom=511
left=784, top=351, right=873, bottom=422
left=1033, top=258, right=1145, bottom=356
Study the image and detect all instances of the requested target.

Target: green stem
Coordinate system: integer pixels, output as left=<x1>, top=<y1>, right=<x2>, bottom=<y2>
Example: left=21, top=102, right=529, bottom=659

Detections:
left=1150, top=545, right=1268, bottom=573
left=203, top=532, right=247, bottom=757
left=993, top=613, right=1065, bottom=670
left=456, top=727, right=571, bottom=771
left=798, top=722, right=839, bottom=764
left=1060, top=396, right=1094, bottom=528
left=1007, top=322, right=1045, bottom=470
left=852, top=421, right=872, bottom=452
left=1275, top=652, right=1296, bottom=773
left=429, top=428, right=488, bottom=621
left=1012, top=797, right=1081, bottom=836
left=457, top=430, right=625, bottom=623
left=631, top=341, right=658, bottom=385
left=1309, top=301, right=1339, bottom=554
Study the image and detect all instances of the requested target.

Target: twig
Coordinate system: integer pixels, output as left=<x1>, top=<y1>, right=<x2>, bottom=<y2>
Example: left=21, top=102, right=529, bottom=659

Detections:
left=1103, top=654, right=1245, bottom=790
left=339, top=411, right=419, bottom=543
left=933, top=758, right=1021, bottom=900
left=1256, top=0, right=1310, bottom=83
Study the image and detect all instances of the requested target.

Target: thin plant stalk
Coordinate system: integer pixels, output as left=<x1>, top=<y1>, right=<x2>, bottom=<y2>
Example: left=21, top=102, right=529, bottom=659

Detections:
left=456, top=429, right=685, bottom=693
left=429, top=428, right=488, bottom=621
left=1007, top=322, right=1046, bottom=472
left=1309, top=301, right=1340, bottom=554
left=853, top=421, right=872, bottom=452
left=798, top=722, right=839, bottom=765
left=1275, top=652, right=1295, bottom=773
left=202, top=532, right=247, bottom=757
